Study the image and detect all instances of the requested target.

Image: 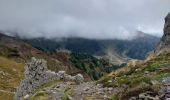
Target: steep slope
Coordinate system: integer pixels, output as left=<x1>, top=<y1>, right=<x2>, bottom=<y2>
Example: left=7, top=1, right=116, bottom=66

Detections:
left=23, top=31, right=159, bottom=60
left=98, top=50, right=170, bottom=99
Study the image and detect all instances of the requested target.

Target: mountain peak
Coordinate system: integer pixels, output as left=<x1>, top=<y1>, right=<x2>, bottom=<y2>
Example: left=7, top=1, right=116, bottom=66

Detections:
left=156, top=12, right=170, bottom=51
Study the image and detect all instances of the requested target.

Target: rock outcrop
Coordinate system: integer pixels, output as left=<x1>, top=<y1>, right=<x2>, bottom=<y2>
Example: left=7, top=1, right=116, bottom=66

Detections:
left=14, top=57, right=84, bottom=100
left=156, top=12, right=170, bottom=51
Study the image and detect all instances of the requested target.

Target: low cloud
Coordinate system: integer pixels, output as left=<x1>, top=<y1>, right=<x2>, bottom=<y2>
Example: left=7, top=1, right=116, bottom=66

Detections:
left=0, top=0, right=170, bottom=39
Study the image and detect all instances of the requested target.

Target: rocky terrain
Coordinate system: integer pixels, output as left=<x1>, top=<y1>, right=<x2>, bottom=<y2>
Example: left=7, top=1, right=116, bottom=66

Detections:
left=14, top=57, right=121, bottom=100
left=14, top=57, right=84, bottom=100
left=14, top=52, right=170, bottom=100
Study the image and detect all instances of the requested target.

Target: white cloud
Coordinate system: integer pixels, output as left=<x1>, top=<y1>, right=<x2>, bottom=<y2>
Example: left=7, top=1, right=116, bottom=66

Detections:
left=0, top=0, right=169, bottom=39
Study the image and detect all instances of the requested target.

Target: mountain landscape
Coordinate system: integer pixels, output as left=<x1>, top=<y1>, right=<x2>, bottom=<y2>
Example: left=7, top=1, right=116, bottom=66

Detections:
left=0, top=1, right=170, bottom=100
left=1, top=12, right=170, bottom=100
left=0, top=30, right=160, bottom=99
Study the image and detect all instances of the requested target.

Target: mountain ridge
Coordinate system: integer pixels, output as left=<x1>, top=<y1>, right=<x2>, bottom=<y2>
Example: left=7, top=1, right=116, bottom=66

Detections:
left=22, top=31, right=159, bottom=60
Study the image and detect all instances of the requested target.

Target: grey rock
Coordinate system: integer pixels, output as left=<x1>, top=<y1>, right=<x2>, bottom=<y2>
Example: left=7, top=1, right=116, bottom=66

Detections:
left=14, top=57, right=84, bottom=100
left=75, top=74, right=84, bottom=84
left=162, top=77, right=170, bottom=85
left=83, top=87, right=90, bottom=91
left=139, top=92, right=159, bottom=100
left=156, top=12, right=170, bottom=51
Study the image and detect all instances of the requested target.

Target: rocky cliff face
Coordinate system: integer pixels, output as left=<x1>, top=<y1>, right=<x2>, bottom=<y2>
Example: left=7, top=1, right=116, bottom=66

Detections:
left=157, top=12, right=170, bottom=51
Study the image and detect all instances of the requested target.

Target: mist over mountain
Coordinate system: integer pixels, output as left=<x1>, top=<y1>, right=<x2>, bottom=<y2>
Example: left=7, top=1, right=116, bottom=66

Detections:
left=23, top=31, right=159, bottom=60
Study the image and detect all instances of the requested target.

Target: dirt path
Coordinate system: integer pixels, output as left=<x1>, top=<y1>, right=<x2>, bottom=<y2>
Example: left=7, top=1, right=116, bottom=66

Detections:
left=40, top=81, right=121, bottom=100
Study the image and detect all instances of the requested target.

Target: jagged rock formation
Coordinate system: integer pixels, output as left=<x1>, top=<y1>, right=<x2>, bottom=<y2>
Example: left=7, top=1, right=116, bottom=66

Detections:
left=14, top=57, right=84, bottom=100
left=156, top=12, right=170, bottom=51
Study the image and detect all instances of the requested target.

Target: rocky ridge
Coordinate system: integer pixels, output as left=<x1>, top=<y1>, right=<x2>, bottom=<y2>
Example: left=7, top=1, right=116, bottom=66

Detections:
left=14, top=57, right=84, bottom=100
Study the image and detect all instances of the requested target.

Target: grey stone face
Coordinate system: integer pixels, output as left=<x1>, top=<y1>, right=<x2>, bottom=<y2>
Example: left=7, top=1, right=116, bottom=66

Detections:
left=14, top=57, right=84, bottom=100
left=156, top=12, right=170, bottom=51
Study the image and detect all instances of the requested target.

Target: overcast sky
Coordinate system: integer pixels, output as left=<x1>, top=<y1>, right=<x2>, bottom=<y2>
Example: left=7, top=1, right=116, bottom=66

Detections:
left=0, top=0, right=170, bottom=39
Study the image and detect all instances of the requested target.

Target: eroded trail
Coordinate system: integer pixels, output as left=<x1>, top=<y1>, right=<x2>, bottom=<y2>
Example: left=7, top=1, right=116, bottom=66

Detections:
left=30, top=81, right=121, bottom=100
left=71, top=82, right=121, bottom=100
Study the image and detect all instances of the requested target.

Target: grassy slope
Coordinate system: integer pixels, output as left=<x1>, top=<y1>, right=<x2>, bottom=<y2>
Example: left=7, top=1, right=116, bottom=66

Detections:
left=98, top=50, right=170, bottom=100
left=0, top=56, right=25, bottom=100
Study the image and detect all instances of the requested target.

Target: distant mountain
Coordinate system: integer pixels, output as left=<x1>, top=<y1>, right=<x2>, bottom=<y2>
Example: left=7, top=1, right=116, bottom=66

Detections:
left=23, top=31, right=160, bottom=60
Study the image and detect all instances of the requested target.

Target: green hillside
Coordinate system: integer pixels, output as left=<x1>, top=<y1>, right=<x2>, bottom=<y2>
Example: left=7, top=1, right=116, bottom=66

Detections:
left=0, top=56, right=24, bottom=100
left=99, top=49, right=170, bottom=99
